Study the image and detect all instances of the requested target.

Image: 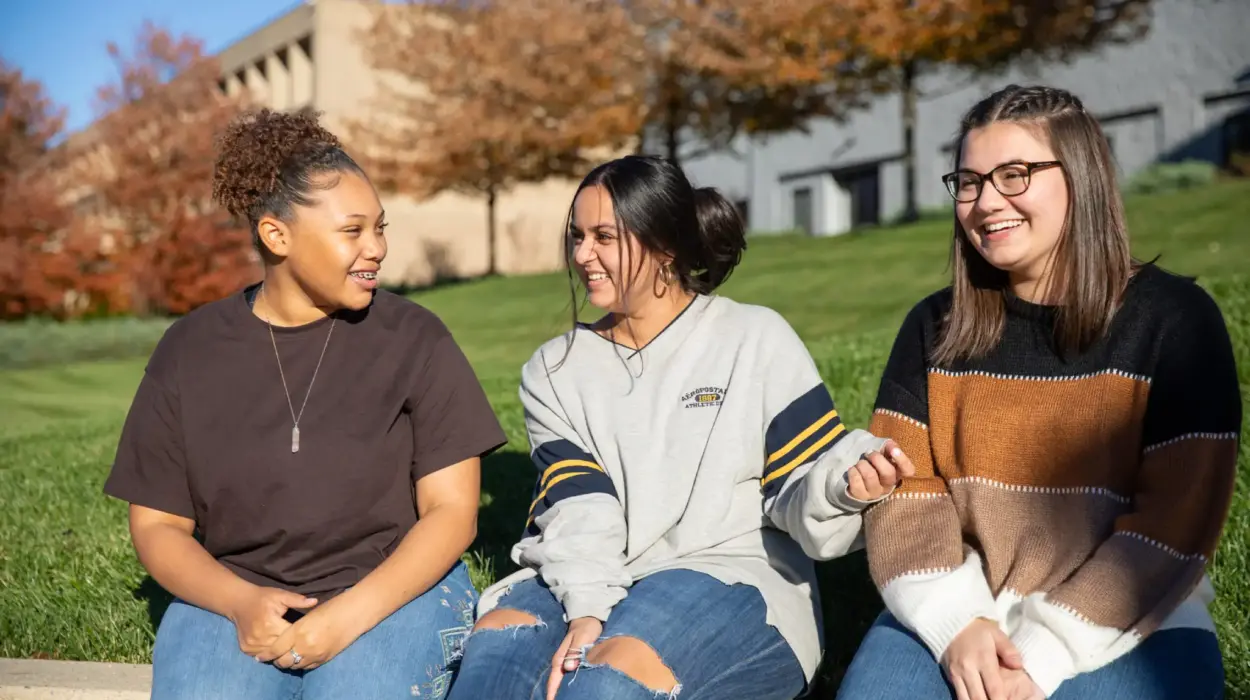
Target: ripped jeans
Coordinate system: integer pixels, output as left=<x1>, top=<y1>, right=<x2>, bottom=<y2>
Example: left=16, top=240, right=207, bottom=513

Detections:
left=446, top=568, right=806, bottom=700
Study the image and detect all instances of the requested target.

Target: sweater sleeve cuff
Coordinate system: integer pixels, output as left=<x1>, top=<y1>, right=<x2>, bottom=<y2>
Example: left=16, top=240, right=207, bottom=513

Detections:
left=1012, top=618, right=1077, bottom=697
left=880, top=553, right=1000, bottom=661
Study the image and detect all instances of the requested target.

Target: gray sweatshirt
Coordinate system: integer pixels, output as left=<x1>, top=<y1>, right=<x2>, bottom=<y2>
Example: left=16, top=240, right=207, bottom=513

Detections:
left=478, top=294, right=890, bottom=682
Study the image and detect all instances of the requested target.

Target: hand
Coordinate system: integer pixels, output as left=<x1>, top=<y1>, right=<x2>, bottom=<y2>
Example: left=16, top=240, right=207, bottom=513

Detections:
left=260, top=594, right=366, bottom=671
left=547, top=617, right=603, bottom=700
left=1001, top=668, right=1045, bottom=700
left=941, top=618, right=1023, bottom=700
left=227, top=586, right=318, bottom=658
left=847, top=439, right=916, bottom=501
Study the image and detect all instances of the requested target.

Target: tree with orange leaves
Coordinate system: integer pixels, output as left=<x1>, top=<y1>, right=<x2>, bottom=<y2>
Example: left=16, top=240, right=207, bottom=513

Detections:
left=842, top=0, right=1154, bottom=221
left=619, top=0, right=875, bottom=164
left=349, top=0, right=644, bottom=277
left=0, top=60, right=117, bottom=319
left=87, top=22, right=256, bottom=314
left=351, top=0, right=870, bottom=275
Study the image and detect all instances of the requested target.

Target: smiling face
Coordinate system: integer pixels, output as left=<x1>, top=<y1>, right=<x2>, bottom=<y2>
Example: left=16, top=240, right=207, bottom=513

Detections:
left=258, top=170, right=388, bottom=312
left=955, top=122, right=1069, bottom=290
left=568, top=184, right=667, bottom=315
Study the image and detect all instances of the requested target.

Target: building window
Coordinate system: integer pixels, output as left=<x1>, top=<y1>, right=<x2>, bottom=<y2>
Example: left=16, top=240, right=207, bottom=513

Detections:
left=1223, top=108, right=1250, bottom=171
left=792, top=186, right=813, bottom=235
left=734, top=199, right=749, bottom=227
left=835, top=167, right=881, bottom=228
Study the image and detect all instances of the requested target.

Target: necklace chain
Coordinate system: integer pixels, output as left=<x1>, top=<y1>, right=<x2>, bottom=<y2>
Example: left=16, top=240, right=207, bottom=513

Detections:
left=259, top=284, right=336, bottom=453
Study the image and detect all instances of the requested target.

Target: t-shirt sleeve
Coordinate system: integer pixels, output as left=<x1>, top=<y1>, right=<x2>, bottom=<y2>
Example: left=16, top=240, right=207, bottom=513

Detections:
left=103, top=363, right=195, bottom=520
left=408, top=331, right=508, bottom=480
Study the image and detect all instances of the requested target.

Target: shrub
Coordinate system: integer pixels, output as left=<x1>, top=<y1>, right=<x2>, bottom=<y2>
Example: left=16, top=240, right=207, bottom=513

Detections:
left=1125, top=160, right=1219, bottom=195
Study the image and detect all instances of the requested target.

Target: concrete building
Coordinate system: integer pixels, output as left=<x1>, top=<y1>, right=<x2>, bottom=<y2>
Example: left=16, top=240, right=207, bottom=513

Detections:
left=215, top=0, right=580, bottom=286
left=682, top=0, right=1250, bottom=237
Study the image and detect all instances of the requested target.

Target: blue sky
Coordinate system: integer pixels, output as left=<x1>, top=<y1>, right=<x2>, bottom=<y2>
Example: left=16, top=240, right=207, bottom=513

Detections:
left=2, top=0, right=298, bottom=136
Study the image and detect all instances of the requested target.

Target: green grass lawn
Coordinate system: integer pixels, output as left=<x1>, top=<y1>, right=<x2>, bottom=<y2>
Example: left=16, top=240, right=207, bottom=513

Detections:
left=1, top=178, right=1248, bottom=696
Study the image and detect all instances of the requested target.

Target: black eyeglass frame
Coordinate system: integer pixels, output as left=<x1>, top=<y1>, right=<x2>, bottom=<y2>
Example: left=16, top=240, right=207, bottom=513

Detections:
left=940, top=160, right=1063, bottom=202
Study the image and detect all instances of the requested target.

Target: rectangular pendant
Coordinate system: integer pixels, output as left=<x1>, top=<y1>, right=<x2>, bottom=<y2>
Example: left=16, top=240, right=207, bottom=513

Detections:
left=291, top=425, right=300, bottom=453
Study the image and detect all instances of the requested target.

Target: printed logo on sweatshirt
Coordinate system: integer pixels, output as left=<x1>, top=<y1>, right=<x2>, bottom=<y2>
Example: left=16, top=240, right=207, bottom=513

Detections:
left=680, top=386, right=726, bottom=408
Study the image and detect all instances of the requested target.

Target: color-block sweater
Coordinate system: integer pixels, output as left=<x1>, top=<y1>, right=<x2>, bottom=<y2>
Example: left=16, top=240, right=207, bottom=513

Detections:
left=478, top=294, right=893, bottom=682
left=864, top=263, right=1242, bottom=696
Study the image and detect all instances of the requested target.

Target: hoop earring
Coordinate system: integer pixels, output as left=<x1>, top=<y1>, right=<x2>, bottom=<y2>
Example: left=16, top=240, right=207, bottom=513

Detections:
left=659, top=263, right=677, bottom=287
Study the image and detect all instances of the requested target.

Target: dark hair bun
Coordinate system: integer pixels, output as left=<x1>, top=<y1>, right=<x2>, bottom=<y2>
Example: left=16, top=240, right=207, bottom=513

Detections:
left=690, top=186, right=747, bottom=291
left=211, top=107, right=342, bottom=220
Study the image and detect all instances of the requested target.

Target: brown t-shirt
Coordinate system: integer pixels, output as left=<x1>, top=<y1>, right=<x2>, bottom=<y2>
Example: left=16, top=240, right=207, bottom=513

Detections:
left=104, top=285, right=507, bottom=599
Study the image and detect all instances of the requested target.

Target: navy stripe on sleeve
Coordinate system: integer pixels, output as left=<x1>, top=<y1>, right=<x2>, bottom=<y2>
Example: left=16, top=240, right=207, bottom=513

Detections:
left=762, top=384, right=846, bottom=499
left=525, top=439, right=618, bottom=536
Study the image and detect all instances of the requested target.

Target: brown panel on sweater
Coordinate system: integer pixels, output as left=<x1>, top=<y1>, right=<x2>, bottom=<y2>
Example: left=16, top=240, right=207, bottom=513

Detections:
left=1124, top=437, right=1240, bottom=558
left=1047, top=533, right=1209, bottom=633
left=865, top=495, right=966, bottom=587
left=868, top=409, right=938, bottom=486
left=948, top=480, right=1129, bottom=596
left=928, top=371, right=1150, bottom=491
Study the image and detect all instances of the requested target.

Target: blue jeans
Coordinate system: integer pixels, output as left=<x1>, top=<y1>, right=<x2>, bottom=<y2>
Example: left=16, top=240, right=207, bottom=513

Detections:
left=150, top=560, right=476, bottom=700
left=836, top=611, right=1225, bottom=700
left=447, top=568, right=807, bottom=700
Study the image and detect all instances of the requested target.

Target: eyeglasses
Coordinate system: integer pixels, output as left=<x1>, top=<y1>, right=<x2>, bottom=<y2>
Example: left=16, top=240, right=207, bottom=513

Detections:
left=941, top=161, right=1062, bottom=202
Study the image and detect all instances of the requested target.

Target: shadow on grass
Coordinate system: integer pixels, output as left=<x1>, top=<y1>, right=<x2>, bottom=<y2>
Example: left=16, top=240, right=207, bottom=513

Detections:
left=812, top=552, right=885, bottom=693
left=133, top=575, right=174, bottom=636
left=475, top=449, right=537, bottom=582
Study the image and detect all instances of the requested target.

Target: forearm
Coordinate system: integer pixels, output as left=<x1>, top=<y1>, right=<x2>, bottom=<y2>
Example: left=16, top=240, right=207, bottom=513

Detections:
left=339, top=502, right=477, bottom=632
left=132, top=522, right=257, bottom=621
left=518, top=494, right=631, bottom=622
left=767, top=428, right=889, bottom=559
left=866, top=490, right=998, bottom=660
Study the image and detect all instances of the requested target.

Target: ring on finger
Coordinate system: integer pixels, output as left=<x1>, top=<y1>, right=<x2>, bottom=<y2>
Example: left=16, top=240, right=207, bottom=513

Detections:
left=289, top=650, right=303, bottom=665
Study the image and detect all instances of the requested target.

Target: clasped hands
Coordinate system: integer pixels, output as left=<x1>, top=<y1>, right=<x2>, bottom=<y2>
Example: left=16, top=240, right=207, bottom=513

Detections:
left=229, top=586, right=364, bottom=672
left=943, top=619, right=1045, bottom=700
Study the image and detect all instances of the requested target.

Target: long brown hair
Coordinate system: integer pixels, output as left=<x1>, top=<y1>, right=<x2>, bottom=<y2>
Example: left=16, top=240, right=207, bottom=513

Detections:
left=933, top=84, right=1136, bottom=365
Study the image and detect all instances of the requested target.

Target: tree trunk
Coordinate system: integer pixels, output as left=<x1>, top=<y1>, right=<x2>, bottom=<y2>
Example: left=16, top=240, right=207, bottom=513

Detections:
left=485, top=184, right=497, bottom=276
left=663, top=61, right=681, bottom=166
left=665, top=109, right=680, bottom=166
left=900, top=60, right=919, bottom=223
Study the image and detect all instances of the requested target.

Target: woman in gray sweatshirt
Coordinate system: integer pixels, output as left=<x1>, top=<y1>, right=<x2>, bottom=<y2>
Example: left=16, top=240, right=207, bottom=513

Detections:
left=447, top=155, right=913, bottom=700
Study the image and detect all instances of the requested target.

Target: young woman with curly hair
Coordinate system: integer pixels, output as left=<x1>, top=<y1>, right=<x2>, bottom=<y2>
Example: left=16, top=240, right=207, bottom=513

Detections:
left=104, top=108, right=507, bottom=700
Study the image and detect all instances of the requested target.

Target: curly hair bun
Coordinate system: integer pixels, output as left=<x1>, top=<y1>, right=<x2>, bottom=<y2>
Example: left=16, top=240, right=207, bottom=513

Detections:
left=212, top=107, right=342, bottom=220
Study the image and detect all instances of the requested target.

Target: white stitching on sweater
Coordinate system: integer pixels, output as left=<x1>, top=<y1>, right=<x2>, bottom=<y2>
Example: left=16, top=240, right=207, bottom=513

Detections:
left=1116, top=531, right=1207, bottom=562
left=949, top=476, right=1132, bottom=503
left=1143, top=431, right=1240, bottom=454
left=872, top=409, right=929, bottom=430
left=880, top=567, right=954, bottom=588
left=882, top=491, right=950, bottom=501
left=927, top=367, right=1152, bottom=384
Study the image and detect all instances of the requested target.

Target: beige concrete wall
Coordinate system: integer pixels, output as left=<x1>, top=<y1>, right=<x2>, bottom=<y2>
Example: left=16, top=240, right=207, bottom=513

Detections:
left=311, top=0, right=579, bottom=287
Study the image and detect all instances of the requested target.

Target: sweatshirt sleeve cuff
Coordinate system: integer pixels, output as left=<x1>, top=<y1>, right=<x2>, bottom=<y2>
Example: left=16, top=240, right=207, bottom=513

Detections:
left=561, top=591, right=622, bottom=623
left=827, top=472, right=894, bottom=512
left=822, top=429, right=892, bottom=513
left=1012, top=618, right=1077, bottom=697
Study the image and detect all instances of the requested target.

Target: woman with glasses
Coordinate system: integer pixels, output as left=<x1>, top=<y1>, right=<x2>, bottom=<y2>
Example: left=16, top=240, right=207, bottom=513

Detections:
left=836, top=84, right=1239, bottom=700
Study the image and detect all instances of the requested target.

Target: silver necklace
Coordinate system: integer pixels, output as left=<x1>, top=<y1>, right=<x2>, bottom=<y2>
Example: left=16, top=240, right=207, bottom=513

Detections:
left=259, top=284, right=336, bottom=453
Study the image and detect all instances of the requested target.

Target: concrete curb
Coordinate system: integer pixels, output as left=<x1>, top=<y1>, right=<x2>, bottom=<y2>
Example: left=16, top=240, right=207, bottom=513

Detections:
left=0, top=659, right=151, bottom=700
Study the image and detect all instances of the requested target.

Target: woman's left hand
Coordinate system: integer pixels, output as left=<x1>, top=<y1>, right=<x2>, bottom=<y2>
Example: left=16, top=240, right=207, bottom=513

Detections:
left=848, top=439, right=915, bottom=501
left=261, top=595, right=367, bottom=671
left=547, top=617, right=604, bottom=700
